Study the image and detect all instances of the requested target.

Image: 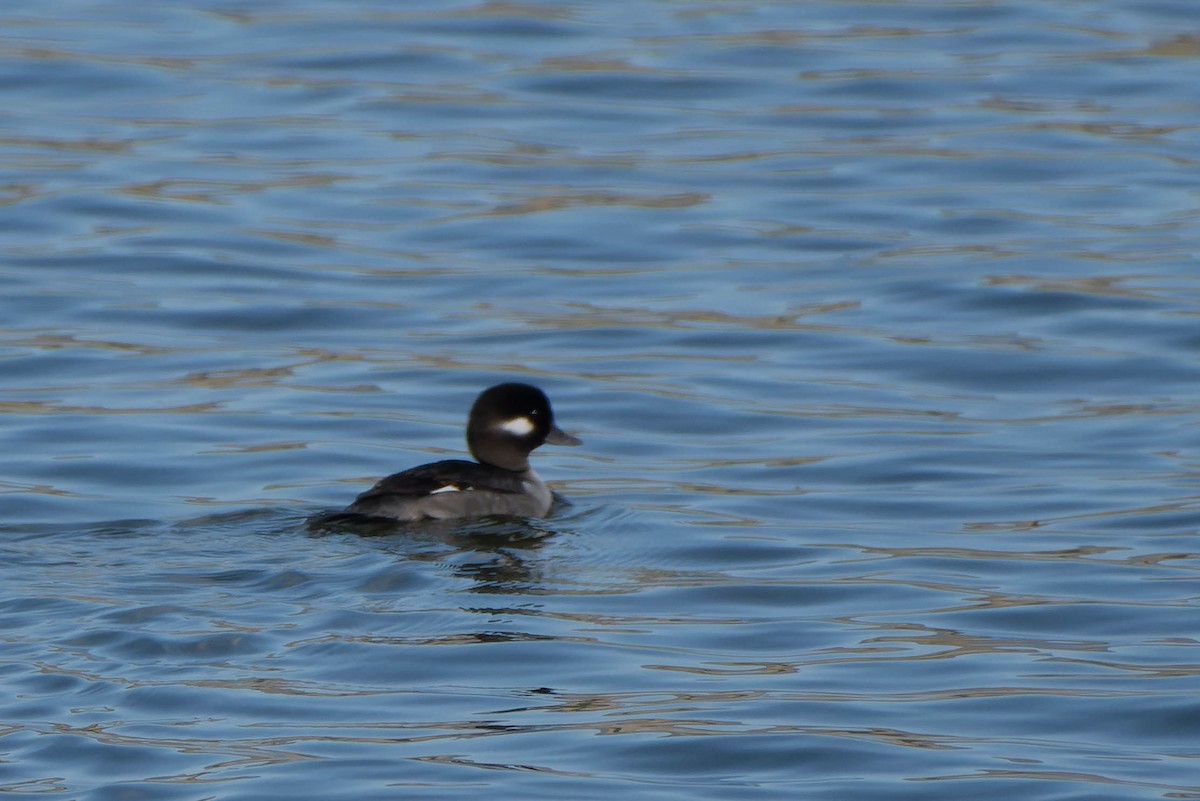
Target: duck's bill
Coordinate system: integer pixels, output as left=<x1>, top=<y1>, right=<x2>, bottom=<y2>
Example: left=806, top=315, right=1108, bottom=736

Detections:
left=546, top=425, right=582, bottom=446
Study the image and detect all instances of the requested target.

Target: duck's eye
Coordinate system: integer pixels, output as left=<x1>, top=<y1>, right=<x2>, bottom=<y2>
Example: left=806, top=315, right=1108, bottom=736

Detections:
left=499, top=416, right=535, bottom=436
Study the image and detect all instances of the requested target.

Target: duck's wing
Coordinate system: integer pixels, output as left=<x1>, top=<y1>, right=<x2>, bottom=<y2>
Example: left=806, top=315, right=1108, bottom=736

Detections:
left=353, top=459, right=525, bottom=500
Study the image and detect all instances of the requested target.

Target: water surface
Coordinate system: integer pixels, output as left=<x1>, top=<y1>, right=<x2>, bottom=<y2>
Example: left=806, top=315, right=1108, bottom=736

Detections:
left=2, top=1, right=1199, bottom=798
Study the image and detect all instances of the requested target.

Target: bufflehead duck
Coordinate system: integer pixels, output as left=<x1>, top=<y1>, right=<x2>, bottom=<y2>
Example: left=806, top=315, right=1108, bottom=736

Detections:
left=344, top=383, right=580, bottom=521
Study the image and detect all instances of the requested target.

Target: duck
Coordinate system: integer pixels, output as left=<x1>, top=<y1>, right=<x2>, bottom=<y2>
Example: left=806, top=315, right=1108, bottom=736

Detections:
left=343, top=382, right=580, bottom=520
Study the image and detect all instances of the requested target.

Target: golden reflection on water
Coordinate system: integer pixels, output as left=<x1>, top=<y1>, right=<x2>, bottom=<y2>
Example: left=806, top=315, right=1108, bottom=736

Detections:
left=1145, top=32, right=1200, bottom=56
left=0, top=400, right=220, bottom=415
left=122, top=173, right=351, bottom=204
left=429, top=190, right=709, bottom=223
left=504, top=299, right=861, bottom=332
left=204, top=441, right=310, bottom=454
left=910, top=767, right=1200, bottom=796
left=0, top=480, right=82, bottom=497
left=983, top=272, right=1179, bottom=299
left=6, top=333, right=177, bottom=355
left=967, top=496, right=1200, bottom=535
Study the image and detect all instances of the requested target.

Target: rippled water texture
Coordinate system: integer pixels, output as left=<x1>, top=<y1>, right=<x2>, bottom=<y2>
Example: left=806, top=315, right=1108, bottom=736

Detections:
left=2, top=1, right=1199, bottom=798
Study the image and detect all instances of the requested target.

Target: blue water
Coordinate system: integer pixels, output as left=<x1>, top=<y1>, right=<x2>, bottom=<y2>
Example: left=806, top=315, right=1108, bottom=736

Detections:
left=2, top=1, right=1199, bottom=798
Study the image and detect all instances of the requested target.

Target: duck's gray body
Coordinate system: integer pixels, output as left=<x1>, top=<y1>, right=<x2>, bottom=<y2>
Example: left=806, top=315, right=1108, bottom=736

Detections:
left=343, top=383, right=579, bottom=522
left=345, top=459, right=553, bottom=520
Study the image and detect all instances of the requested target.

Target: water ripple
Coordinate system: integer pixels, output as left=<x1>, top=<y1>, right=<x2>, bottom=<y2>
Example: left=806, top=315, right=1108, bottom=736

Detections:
left=4, top=0, right=1200, bottom=798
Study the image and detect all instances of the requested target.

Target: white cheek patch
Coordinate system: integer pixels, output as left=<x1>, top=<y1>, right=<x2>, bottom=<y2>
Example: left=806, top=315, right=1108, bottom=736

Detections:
left=499, top=416, right=535, bottom=436
left=430, top=485, right=462, bottom=494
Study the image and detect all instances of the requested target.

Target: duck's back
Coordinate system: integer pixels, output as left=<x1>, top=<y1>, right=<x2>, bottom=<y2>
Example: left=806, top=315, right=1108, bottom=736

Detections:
left=345, top=459, right=551, bottom=521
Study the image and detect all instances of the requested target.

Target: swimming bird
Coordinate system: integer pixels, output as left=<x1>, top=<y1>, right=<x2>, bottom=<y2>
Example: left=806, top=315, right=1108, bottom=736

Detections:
left=344, top=382, right=580, bottom=521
